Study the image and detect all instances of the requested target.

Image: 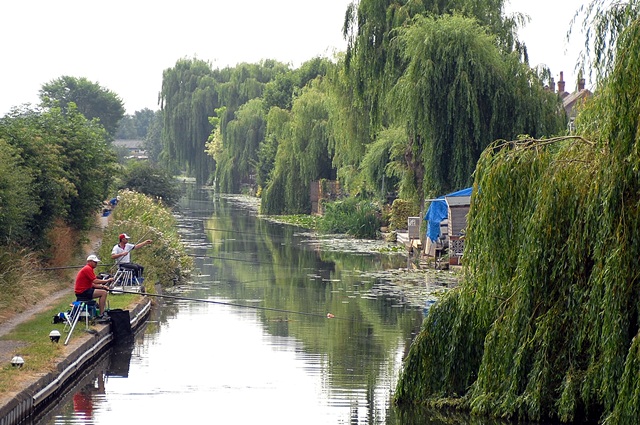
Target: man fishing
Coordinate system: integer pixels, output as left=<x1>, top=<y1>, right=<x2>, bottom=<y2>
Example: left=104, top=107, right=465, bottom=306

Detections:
left=111, top=233, right=152, bottom=281
left=75, top=254, right=113, bottom=319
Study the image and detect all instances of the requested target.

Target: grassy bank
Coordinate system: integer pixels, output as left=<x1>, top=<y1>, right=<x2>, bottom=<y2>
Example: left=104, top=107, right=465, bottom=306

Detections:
left=0, top=293, right=140, bottom=395
left=0, top=190, right=192, bottom=401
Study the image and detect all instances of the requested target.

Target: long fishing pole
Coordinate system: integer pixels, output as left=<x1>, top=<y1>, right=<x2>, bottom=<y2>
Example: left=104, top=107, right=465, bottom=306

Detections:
left=37, top=263, right=124, bottom=271
left=109, top=288, right=343, bottom=321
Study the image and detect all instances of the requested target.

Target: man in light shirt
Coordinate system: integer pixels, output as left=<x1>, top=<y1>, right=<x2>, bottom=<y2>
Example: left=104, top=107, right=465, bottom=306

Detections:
left=111, top=233, right=152, bottom=281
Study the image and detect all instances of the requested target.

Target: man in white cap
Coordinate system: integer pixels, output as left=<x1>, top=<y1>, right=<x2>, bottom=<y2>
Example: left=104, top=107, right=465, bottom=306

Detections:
left=75, top=254, right=114, bottom=319
left=111, top=233, right=152, bottom=281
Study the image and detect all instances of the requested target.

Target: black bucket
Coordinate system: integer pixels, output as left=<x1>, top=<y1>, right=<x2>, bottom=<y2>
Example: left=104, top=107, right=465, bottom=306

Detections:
left=108, top=309, right=132, bottom=343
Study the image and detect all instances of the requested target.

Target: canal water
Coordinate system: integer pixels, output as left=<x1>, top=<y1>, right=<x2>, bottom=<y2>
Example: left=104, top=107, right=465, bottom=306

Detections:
left=40, top=186, right=462, bottom=425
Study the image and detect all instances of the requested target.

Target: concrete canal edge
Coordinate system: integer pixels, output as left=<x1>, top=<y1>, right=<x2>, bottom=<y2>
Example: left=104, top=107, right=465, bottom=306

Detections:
left=0, top=298, right=152, bottom=425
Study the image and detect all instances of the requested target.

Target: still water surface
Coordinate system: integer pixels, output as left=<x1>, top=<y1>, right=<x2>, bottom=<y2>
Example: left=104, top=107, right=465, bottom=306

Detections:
left=42, top=187, right=462, bottom=425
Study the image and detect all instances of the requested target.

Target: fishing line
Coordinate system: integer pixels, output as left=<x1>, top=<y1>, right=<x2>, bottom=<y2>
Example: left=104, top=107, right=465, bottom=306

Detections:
left=109, top=289, right=348, bottom=321
left=202, top=227, right=300, bottom=236
left=189, top=252, right=324, bottom=272
left=191, top=253, right=262, bottom=264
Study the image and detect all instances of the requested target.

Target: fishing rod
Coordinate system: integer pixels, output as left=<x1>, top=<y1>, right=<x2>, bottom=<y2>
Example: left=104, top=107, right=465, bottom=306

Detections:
left=109, top=288, right=344, bottom=321
left=37, top=263, right=124, bottom=271
left=38, top=232, right=153, bottom=272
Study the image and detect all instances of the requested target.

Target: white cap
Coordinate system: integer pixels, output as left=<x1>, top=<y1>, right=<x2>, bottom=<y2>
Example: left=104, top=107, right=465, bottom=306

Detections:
left=87, top=254, right=101, bottom=263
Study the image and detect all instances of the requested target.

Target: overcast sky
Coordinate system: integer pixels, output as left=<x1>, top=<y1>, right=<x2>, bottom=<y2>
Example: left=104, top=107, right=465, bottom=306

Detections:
left=0, top=0, right=587, bottom=116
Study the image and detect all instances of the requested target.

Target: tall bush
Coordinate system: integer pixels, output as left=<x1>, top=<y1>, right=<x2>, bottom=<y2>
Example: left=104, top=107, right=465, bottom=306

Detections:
left=319, top=198, right=382, bottom=239
left=0, top=105, right=115, bottom=245
left=99, top=190, right=192, bottom=286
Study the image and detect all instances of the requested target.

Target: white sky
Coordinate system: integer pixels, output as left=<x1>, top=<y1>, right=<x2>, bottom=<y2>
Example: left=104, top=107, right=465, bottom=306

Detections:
left=0, top=0, right=588, bottom=116
left=505, top=0, right=587, bottom=92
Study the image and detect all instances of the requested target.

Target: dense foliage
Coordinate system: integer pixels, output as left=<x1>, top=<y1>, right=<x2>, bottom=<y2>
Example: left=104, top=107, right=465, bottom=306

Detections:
left=318, top=198, right=382, bottom=239
left=99, top=190, right=192, bottom=286
left=391, top=14, right=563, bottom=198
left=156, top=1, right=565, bottom=218
left=115, top=108, right=157, bottom=140
left=395, top=5, right=640, bottom=423
left=260, top=78, right=335, bottom=214
left=39, top=76, right=125, bottom=138
left=0, top=105, right=116, bottom=247
left=160, top=59, right=290, bottom=185
left=118, top=161, right=181, bottom=207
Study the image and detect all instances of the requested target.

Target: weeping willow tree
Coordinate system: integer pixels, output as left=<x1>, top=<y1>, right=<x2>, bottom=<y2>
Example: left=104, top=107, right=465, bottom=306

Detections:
left=342, top=0, right=521, bottom=130
left=358, top=126, right=405, bottom=200
left=396, top=7, right=640, bottom=424
left=325, top=56, right=373, bottom=196
left=215, top=98, right=266, bottom=193
left=256, top=106, right=290, bottom=190
left=160, top=58, right=219, bottom=183
left=261, top=79, right=335, bottom=214
left=342, top=0, right=561, bottom=209
left=391, top=14, right=564, bottom=200
left=212, top=61, right=289, bottom=192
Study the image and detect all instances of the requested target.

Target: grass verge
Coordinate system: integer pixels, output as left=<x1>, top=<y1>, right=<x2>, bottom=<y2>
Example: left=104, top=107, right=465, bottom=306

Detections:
left=0, top=293, right=141, bottom=395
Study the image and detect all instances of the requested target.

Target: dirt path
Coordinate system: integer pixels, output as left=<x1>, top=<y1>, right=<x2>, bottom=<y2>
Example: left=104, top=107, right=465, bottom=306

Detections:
left=0, top=287, right=74, bottom=362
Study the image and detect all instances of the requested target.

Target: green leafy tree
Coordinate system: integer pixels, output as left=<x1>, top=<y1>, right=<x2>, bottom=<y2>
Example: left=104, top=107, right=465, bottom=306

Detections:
left=391, top=14, right=563, bottom=200
left=0, top=138, right=37, bottom=243
left=120, top=161, right=181, bottom=206
left=144, top=110, right=164, bottom=164
left=341, top=0, right=554, bottom=207
left=115, top=115, right=137, bottom=139
left=262, top=70, right=296, bottom=111
left=343, top=0, right=524, bottom=127
left=358, top=126, right=405, bottom=200
left=132, top=108, right=156, bottom=139
left=160, top=58, right=219, bottom=183
left=0, top=105, right=116, bottom=243
left=257, top=107, right=290, bottom=189
left=261, top=80, right=334, bottom=214
left=39, top=76, right=125, bottom=138
left=325, top=58, right=373, bottom=196
left=574, top=0, right=640, bottom=82
left=200, top=61, right=289, bottom=190
left=263, top=58, right=330, bottom=111
left=115, top=108, right=157, bottom=140
left=216, top=98, right=266, bottom=193
left=396, top=2, right=640, bottom=423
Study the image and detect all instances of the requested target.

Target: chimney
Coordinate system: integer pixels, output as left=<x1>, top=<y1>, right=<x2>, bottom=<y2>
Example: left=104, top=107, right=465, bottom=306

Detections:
left=578, top=78, right=585, bottom=91
left=550, top=77, right=556, bottom=93
left=557, top=71, right=565, bottom=94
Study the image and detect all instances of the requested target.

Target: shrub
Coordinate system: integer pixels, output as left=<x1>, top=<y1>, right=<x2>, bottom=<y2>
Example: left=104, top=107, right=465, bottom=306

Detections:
left=99, top=190, right=192, bottom=286
left=120, top=162, right=181, bottom=207
left=319, top=198, right=382, bottom=239
left=389, top=199, right=420, bottom=231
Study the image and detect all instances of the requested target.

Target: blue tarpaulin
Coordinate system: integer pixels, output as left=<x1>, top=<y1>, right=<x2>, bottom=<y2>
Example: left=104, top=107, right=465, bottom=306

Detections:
left=424, top=187, right=472, bottom=242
